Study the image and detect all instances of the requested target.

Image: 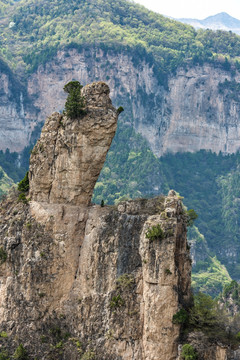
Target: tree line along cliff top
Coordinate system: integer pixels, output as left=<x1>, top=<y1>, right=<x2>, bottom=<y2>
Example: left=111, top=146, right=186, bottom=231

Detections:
left=1, top=0, right=240, bottom=81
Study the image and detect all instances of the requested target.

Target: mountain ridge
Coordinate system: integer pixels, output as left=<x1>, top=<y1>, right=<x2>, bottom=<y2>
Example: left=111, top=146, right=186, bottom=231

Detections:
left=178, top=12, right=240, bottom=35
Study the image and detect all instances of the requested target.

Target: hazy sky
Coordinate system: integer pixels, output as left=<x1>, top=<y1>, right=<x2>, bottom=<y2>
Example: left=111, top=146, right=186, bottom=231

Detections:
left=134, top=0, right=240, bottom=20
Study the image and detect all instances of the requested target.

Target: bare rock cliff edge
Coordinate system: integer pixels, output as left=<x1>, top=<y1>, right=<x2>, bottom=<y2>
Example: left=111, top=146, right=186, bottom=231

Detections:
left=0, top=82, right=192, bottom=359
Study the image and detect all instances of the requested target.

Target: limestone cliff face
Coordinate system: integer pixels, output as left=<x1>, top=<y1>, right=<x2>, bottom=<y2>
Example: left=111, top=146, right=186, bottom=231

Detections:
left=0, top=60, right=38, bottom=152
left=0, top=82, right=192, bottom=359
left=15, top=49, right=240, bottom=156
left=27, top=49, right=240, bottom=157
left=2, top=48, right=240, bottom=156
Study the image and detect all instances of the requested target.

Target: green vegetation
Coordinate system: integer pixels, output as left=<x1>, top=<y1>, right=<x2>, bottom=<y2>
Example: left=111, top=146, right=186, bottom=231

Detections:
left=63, top=81, right=86, bottom=119
left=192, top=256, right=231, bottom=298
left=222, top=280, right=240, bottom=300
left=0, top=351, right=9, bottom=360
left=186, top=209, right=198, bottom=227
left=17, top=171, right=29, bottom=193
left=0, top=166, right=14, bottom=199
left=145, top=224, right=164, bottom=242
left=17, top=171, right=29, bottom=203
left=172, top=293, right=237, bottom=344
left=13, top=344, right=28, bottom=360
left=0, top=121, right=43, bottom=195
left=217, top=166, right=240, bottom=236
left=1, top=0, right=240, bottom=82
left=189, top=226, right=232, bottom=297
left=0, top=248, right=7, bottom=265
left=117, top=106, right=124, bottom=115
left=160, top=150, right=240, bottom=280
left=110, top=294, right=125, bottom=309
left=218, top=79, right=240, bottom=101
left=17, top=193, right=28, bottom=203
left=189, top=293, right=219, bottom=331
left=116, top=274, right=134, bottom=289
left=92, top=122, right=164, bottom=205
left=92, top=123, right=240, bottom=285
left=1, top=0, right=240, bottom=297
left=181, top=344, right=197, bottom=360
left=172, top=309, right=188, bottom=325
left=0, top=332, right=8, bottom=338
left=0, top=145, right=34, bottom=184
left=187, top=293, right=231, bottom=341
left=80, top=351, right=95, bottom=360
left=220, top=280, right=240, bottom=319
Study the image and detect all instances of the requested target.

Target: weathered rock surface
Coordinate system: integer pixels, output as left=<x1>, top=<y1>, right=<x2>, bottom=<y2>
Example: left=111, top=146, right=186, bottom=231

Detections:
left=0, top=86, right=192, bottom=358
left=1, top=79, right=238, bottom=359
left=2, top=48, right=240, bottom=157
left=29, top=82, right=118, bottom=205
left=0, top=59, right=38, bottom=152
left=0, top=190, right=191, bottom=359
left=27, top=50, right=240, bottom=157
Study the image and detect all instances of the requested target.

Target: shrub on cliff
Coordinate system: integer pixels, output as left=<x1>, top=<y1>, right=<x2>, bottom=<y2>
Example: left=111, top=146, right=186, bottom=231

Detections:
left=145, top=224, right=164, bottom=241
left=0, top=247, right=7, bottom=265
left=17, top=171, right=29, bottom=193
left=13, top=344, right=28, bottom=360
left=0, top=350, right=9, bottom=360
left=63, top=81, right=86, bottom=119
left=181, top=344, right=197, bottom=360
left=186, top=209, right=198, bottom=227
left=172, top=309, right=189, bottom=325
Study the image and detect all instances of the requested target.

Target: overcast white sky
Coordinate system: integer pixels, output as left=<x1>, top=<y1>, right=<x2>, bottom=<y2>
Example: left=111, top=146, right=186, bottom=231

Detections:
left=134, top=0, right=240, bottom=20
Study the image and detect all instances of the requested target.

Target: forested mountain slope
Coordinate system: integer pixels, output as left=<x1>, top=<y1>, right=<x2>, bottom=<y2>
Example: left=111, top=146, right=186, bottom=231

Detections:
left=92, top=123, right=240, bottom=288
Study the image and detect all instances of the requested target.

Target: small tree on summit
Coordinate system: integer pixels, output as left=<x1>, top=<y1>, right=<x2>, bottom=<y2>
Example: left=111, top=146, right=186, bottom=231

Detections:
left=63, top=80, right=86, bottom=119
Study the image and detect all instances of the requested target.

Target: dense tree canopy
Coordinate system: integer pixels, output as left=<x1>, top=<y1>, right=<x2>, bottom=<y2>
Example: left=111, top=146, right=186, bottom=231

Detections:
left=1, top=0, right=240, bottom=79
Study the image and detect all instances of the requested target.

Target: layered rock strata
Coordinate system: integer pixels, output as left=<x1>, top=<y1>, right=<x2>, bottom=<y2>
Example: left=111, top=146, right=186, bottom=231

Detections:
left=2, top=48, right=240, bottom=157
left=27, top=50, right=240, bottom=157
left=0, top=82, right=192, bottom=359
left=0, top=59, right=38, bottom=152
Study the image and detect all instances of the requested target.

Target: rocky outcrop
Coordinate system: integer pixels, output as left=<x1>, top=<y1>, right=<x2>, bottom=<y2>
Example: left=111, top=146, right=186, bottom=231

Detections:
left=0, top=191, right=191, bottom=359
left=179, top=331, right=240, bottom=360
left=29, top=82, right=118, bottom=205
left=0, top=83, right=192, bottom=359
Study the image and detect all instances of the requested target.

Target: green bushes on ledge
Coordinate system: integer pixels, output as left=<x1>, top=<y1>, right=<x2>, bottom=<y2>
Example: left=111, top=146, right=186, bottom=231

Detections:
left=181, top=344, right=197, bottom=360
left=17, top=171, right=29, bottom=203
left=145, top=224, right=164, bottom=242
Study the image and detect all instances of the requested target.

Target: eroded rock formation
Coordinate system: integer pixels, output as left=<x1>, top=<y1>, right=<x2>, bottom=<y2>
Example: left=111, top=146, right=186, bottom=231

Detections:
left=0, top=82, right=192, bottom=359
left=29, top=82, right=118, bottom=205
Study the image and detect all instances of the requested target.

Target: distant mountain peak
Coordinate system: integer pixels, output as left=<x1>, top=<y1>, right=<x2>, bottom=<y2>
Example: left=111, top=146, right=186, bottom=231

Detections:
left=178, top=12, right=240, bottom=35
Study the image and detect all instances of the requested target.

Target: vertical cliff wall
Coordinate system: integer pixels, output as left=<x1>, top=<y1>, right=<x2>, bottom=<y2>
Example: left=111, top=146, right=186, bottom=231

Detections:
left=0, top=81, right=192, bottom=359
left=2, top=48, right=240, bottom=157
left=0, top=59, right=38, bottom=152
left=26, top=49, right=240, bottom=156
